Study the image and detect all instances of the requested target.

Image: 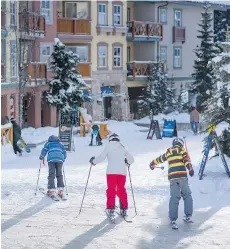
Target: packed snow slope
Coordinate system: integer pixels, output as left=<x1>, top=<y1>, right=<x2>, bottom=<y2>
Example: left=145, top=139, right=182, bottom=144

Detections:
left=1, top=121, right=230, bottom=249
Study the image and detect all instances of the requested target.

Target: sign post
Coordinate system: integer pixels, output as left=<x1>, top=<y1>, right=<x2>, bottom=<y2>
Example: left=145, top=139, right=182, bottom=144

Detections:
left=162, top=120, right=177, bottom=138
left=147, top=120, right=162, bottom=140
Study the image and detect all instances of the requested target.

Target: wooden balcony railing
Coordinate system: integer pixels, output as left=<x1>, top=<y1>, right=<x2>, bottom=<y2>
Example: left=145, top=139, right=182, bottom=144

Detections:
left=57, top=18, right=91, bottom=35
left=19, top=11, right=46, bottom=35
left=173, top=27, right=186, bottom=43
left=1, top=10, right=6, bottom=29
left=127, top=21, right=163, bottom=38
left=28, top=63, right=47, bottom=80
left=77, top=63, right=91, bottom=77
left=127, top=61, right=165, bottom=80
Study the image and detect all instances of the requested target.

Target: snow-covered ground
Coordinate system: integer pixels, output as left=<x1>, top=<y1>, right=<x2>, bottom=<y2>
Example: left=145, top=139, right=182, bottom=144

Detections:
left=2, top=121, right=230, bottom=249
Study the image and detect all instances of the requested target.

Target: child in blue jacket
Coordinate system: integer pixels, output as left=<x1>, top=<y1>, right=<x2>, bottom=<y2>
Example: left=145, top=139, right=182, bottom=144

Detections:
left=39, top=135, right=66, bottom=198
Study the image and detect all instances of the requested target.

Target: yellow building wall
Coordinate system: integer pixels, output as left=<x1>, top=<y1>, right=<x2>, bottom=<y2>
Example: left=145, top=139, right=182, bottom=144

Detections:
left=91, top=0, right=127, bottom=72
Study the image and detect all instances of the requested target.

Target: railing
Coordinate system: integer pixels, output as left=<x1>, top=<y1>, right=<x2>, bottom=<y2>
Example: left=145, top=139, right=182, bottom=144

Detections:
left=19, top=11, right=46, bottom=35
left=57, top=18, right=91, bottom=35
left=77, top=63, right=91, bottom=77
left=172, top=27, right=186, bottom=43
left=127, top=61, right=165, bottom=80
left=127, top=21, right=163, bottom=38
left=1, top=10, right=6, bottom=29
left=28, top=63, right=47, bottom=80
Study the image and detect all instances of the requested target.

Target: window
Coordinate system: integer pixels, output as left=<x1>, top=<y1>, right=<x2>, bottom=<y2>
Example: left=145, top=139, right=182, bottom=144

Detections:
left=10, top=40, right=17, bottom=77
left=113, top=5, right=121, bottom=25
left=98, top=3, right=107, bottom=25
left=98, top=46, right=107, bottom=68
left=113, top=47, right=121, bottom=67
left=66, top=46, right=89, bottom=62
left=41, top=0, right=52, bottom=24
left=174, top=10, right=182, bottom=27
left=65, top=2, right=88, bottom=19
left=173, top=47, right=182, bottom=68
left=160, top=46, right=167, bottom=62
left=10, top=0, right=16, bottom=26
left=40, top=44, right=53, bottom=69
left=160, top=8, right=167, bottom=24
left=127, top=8, right=131, bottom=22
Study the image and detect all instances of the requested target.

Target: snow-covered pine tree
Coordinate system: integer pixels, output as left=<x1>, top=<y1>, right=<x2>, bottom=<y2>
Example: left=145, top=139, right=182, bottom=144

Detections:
left=46, top=38, right=86, bottom=118
left=192, top=2, right=221, bottom=113
left=204, top=42, right=230, bottom=156
left=138, top=61, right=172, bottom=119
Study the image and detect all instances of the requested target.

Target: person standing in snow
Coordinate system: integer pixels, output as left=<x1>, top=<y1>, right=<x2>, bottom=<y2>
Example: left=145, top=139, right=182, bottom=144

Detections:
left=149, top=138, right=194, bottom=228
left=89, top=133, right=134, bottom=217
left=10, top=117, right=23, bottom=156
left=39, top=135, right=67, bottom=199
left=190, top=106, right=200, bottom=135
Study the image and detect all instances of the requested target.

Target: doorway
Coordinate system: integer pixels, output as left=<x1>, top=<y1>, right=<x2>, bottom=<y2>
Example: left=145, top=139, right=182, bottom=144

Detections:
left=104, top=96, right=112, bottom=119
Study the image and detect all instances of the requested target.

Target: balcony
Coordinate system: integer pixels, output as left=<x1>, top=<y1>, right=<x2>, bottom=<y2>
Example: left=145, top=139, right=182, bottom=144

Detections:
left=173, top=27, right=186, bottom=43
left=57, top=18, right=92, bottom=40
left=127, top=61, right=165, bottom=80
left=1, top=10, right=8, bottom=37
left=127, top=21, right=163, bottom=42
left=77, top=63, right=91, bottom=78
left=19, top=11, right=46, bottom=38
left=27, top=63, right=47, bottom=83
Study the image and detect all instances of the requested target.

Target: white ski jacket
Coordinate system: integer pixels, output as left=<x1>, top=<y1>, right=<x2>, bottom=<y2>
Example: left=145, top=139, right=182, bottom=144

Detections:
left=93, top=141, right=134, bottom=175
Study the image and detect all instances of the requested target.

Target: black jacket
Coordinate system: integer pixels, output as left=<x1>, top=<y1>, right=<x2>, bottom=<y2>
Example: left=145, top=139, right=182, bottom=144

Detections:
left=12, top=121, right=21, bottom=142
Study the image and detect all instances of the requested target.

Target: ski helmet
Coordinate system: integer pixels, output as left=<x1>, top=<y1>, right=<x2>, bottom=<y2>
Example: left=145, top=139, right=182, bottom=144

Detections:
left=172, top=137, right=184, bottom=148
left=109, top=133, right=120, bottom=142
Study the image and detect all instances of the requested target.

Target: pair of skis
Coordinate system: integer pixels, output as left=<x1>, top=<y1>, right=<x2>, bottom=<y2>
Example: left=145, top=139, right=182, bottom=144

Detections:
left=39, top=188, right=67, bottom=201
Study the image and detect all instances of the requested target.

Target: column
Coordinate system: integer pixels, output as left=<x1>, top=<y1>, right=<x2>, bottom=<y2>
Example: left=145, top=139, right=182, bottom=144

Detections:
left=42, top=102, right=57, bottom=127
left=27, top=91, right=41, bottom=128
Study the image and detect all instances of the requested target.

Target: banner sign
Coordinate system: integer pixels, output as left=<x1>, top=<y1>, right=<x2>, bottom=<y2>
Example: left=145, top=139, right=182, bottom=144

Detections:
left=59, top=124, right=72, bottom=151
left=162, top=120, right=177, bottom=138
left=147, top=120, right=162, bottom=140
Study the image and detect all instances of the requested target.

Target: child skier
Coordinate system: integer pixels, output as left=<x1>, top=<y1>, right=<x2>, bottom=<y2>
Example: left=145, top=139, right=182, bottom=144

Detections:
left=89, top=133, right=134, bottom=218
left=149, top=137, right=194, bottom=229
left=39, top=135, right=67, bottom=199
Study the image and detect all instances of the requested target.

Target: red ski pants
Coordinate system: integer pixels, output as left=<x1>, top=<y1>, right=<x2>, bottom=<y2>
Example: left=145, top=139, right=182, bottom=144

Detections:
left=106, top=174, right=128, bottom=209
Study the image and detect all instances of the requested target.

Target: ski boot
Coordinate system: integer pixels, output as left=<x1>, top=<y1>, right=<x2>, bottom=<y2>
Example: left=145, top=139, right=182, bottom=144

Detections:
left=171, top=220, right=178, bottom=229
left=106, top=208, right=115, bottom=223
left=58, top=188, right=67, bottom=200
left=47, top=189, right=57, bottom=197
left=120, top=209, right=128, bottom=217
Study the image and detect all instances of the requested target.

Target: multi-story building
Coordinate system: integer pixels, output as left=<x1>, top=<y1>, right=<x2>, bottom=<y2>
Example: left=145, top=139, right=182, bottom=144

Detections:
left=1, top=0, right=229, bottom=127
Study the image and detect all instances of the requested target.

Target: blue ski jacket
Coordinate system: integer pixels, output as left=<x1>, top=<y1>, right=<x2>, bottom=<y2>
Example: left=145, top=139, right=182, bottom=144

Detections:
left=39, top=136, right=66, bottom=163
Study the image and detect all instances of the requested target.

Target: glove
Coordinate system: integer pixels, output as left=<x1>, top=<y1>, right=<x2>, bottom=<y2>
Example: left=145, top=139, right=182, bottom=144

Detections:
left=89, top=157, right=95, bottom=165
left=189, top=166, right=194, bottom=177
left=39, top=156, right=43, bottom=161
left=149, top=162, right=156, bottom=170
left=124, top=158, right=129, bottom=164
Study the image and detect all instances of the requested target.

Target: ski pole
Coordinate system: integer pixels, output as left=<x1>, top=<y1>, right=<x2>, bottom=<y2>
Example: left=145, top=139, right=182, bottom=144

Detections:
left=183, top=136, right=191, bottom=162
left=63, top=164, right=68, bottom=196
left=35, top=161, right=42, bottom=196
left=78, top=163, right=93, bottom=216
left=127, top=164, right=137, bottom=215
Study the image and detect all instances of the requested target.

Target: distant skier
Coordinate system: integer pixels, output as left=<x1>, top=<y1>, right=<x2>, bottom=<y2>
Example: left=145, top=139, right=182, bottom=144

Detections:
left=190, top=106, right=200, bottom=135
left=39, top=135, right=67, bottom=199
left=10, top=117, right=22, bottom=156
left=89, top=133, right=134, bottom=218
left=89, top=124, right=102, bottom=146
left=149, top=138, right=194, bottom=229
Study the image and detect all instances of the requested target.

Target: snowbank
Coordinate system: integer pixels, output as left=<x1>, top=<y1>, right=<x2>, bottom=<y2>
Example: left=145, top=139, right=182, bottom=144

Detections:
left=135, top=112, right=191, bottom=124
left=21, top=126, right=59, bottom=144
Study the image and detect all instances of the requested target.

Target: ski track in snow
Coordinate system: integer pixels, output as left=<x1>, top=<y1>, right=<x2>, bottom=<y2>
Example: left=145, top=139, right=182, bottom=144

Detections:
left=1, top=121, right=230, bottom=249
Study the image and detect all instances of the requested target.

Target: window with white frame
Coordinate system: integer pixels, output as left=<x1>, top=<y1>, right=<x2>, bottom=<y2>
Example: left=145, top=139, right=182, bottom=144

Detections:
left=40, top=44, right=53, bottom=69
left=10, top=0, right=16, bottom=26
left=113, top=5, right=121, bottom=25
left=41, top=0, right=52, bottom=24
left=160, top=46, right=167, bottom=62
left=98, top=3, right=107, bottom=25
left=174, top=10, right=182, bottom=27
left=173, top=47, right=182, bottom=68
left=10, top=40, right=17, bottom=77
left=98, top=46, right=107, bottom=67
left=66, top=46, right=89, bottom=62
left=160, top=8, right=167, bottom=24
left=113, top=47, right=121, bottom=67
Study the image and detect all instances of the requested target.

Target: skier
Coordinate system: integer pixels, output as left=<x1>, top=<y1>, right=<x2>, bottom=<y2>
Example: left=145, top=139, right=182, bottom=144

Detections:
left=149, top=137, right=194, bottom=229
left=10, top=117, right=23, bottom=156
left=89, top=133, right=134, bottom=218
left=190, top=106, right=200, bottom=135
left=89, top=124, right=102, bottom=146
left=39, top=135, right=67, bottom=199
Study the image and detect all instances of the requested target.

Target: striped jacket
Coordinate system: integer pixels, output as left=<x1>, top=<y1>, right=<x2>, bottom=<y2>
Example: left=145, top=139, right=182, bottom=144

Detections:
left=153, top=146, right=192, bottom=180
